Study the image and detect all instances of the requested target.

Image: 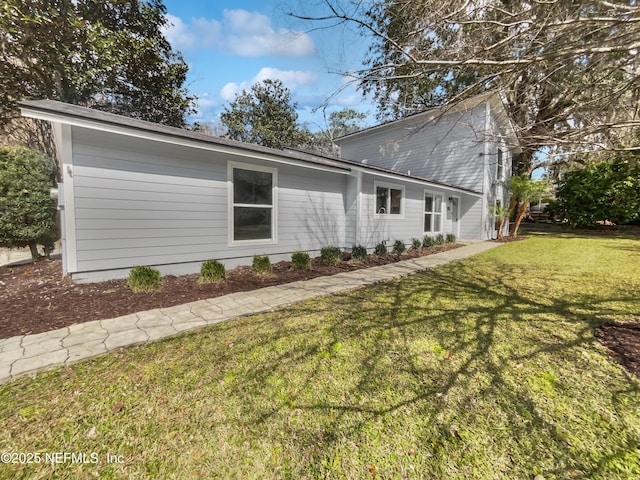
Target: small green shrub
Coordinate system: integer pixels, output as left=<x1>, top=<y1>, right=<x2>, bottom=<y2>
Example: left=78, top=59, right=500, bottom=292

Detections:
left=422, top=235, right=435, bottom=248
left=199, top=259, right=226, bottom=284
left=291, top=251, right=311, bottom=270
left=410, top=238, right=422, bottom=250
left=374, top=241, right=387, bottom=256
left=320, top=246, right=342, bottom=265
left=446, top=233, right=457, bottom=244
left=252, top=254, right=271, bottom=275
left=128, top=265, right=163, bottom=293
left=392, top=239, right=406, bottom=255
left=351, top=245, right=368, bottom=261
left=434, top=233, right=446, bottom=245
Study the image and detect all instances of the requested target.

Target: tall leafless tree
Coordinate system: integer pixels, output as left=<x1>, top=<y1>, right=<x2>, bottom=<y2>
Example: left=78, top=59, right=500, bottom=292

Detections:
left=293, top=0, right=640, bottom=174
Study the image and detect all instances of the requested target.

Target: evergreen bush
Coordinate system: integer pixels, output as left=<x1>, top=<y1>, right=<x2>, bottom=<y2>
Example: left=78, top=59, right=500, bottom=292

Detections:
left=374, top=241, right=387, bottom=256
left=128, top=266, right=163, bottom=293
left=199, top=259, right=226, bottom=284
left=0, top=146, right=57, bottom=262
left=392, top=239, right=406, bottom=255
left=320, top=246, right=342, bottom=265
left=291, top=251, right=311, bottom=270
left=252, top=254, right=272, bottom=275
left=422, top=235, right=435, bottom=248
left=351, top=245, right=368, bottom=261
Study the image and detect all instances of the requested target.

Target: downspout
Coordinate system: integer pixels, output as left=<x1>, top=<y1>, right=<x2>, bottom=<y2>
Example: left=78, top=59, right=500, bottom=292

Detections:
left=355, top=170, right=362, bottom=246
left=483, top=100, right=491, bottom=240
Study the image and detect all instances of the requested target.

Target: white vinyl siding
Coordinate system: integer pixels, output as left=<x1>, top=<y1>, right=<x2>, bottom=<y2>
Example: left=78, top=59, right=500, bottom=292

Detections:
left=338, top=105, right=487, bottom=192
left=358, top=174, right=463, bottom=247
left=69, top=127, right=347, bottom=280
left=459, top=195, right=483, bottom=240
left=57, top=123, right=482, bottom=281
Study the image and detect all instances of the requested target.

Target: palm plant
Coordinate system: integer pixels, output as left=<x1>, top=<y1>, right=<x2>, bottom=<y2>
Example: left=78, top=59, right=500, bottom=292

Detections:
left=508, top=174, right=549, bottom=237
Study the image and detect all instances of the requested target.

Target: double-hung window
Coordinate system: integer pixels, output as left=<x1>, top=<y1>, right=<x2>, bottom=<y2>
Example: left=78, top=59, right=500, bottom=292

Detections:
left=497, top=148, right=504, bottom=180
left=229, top=163, right=277, bottom=243
left=424, top=192, right=443, bottom=233
left=375, top=183, right=404, bottom=216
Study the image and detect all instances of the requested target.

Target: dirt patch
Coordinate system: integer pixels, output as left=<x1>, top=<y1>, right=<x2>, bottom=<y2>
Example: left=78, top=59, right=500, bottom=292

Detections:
left=492, top=235, right=528, bottom=243
left=595, top=322, right=640, bottom=378
left=1, top=245, right=458, bottom=339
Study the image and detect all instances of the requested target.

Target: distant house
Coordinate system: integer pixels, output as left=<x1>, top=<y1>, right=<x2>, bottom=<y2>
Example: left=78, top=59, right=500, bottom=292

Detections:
left=19, top=92, right=518, bottom=282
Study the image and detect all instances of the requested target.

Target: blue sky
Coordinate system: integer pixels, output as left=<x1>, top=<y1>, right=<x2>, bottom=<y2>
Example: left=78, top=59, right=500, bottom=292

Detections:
left=161, top=0, right=375, bottom=131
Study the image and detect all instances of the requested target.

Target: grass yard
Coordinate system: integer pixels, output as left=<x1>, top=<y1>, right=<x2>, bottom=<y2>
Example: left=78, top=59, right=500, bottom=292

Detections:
left=1, top=233, right=639, bottom=479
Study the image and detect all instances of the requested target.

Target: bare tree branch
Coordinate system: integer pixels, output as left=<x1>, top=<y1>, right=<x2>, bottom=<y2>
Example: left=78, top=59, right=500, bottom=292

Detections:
left=291, top=0, right=640, bottom=172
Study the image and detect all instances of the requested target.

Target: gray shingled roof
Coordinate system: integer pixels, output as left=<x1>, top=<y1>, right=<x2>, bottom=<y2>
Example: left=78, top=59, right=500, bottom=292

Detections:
left=18, top=99, right=482, bottom=195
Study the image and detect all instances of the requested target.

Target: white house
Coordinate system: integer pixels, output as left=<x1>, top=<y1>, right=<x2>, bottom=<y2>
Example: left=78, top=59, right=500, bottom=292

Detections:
left=19, top=92, right=518, bottom=282
left=335, top=92, right=520, bottom=240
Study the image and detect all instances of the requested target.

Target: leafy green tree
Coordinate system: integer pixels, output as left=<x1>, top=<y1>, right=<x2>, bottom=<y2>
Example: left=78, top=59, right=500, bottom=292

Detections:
left=0, top=146, right=57, bottom=261
left=0, top=0, right=195, bottom=127
left=553, top=159, right=640, bottom=227
left=508, top=175, right=549, bottom=237
left=220, top=80, right=302, bottom=149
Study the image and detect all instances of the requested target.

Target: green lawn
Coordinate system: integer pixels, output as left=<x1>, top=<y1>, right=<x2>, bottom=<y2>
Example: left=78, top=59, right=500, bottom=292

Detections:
left=1, top=233, right=639, bottom=479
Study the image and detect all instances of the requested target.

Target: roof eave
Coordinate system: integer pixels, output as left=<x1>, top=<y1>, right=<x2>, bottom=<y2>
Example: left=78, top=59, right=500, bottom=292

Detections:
left=18, top=100, right=352, bottom=175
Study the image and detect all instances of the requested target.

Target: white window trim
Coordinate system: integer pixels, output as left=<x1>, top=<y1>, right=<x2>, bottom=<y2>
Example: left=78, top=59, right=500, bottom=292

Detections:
left=424, top=190, right=444, bottom=234
left=228, top=161, right=278, bottom=246
left=374, top=181, right=405, bottom=219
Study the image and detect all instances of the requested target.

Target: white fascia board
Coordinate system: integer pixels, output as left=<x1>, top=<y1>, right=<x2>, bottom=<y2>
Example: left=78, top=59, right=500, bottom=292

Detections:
left=349, top=165, right=483, bottom=198
left=20, top=108, right=350, bottom=176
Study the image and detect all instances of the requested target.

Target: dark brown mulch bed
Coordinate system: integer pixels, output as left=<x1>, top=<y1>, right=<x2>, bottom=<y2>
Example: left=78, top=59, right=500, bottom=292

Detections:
left=0, top=245, right=460, bottom=339
left=595, top=322, right=640, bottom=378
left=492, top=235, right=528, bottom=243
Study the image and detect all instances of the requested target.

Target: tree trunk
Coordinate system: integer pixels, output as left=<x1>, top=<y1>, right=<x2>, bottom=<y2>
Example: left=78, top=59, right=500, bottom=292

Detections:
left=28, top=243, right=40, bottom=263
left=511, top=202, right=529, bottom=238
left=498, top=216, right=509, bottom=240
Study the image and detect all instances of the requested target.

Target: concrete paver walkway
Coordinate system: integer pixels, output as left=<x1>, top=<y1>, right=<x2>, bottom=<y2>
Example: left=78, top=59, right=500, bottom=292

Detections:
left=0, top=242, right=501, bottom=385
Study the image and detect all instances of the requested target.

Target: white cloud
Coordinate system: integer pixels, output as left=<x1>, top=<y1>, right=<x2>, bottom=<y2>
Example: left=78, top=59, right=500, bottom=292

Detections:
left=162, top=13, right=199, bottom=50
left=220, top=82, right=245, bottom=102
left=196, top=93, right=218, bottom=111
left=255, top=68, right=316, bottom=88
left=220, top=67, right=317, bottom=102
left=162, top=9, right=315, bottom=57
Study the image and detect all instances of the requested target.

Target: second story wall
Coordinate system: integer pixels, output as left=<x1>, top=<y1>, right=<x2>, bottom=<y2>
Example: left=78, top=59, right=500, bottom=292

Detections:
left=338, top=103, right=489, bottom=192
left=484, top=107, right=514, bottom=206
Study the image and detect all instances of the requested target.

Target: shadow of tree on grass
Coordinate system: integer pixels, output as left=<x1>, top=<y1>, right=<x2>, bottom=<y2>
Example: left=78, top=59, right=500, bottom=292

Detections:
left=189, top=255, right=640, bottom=478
